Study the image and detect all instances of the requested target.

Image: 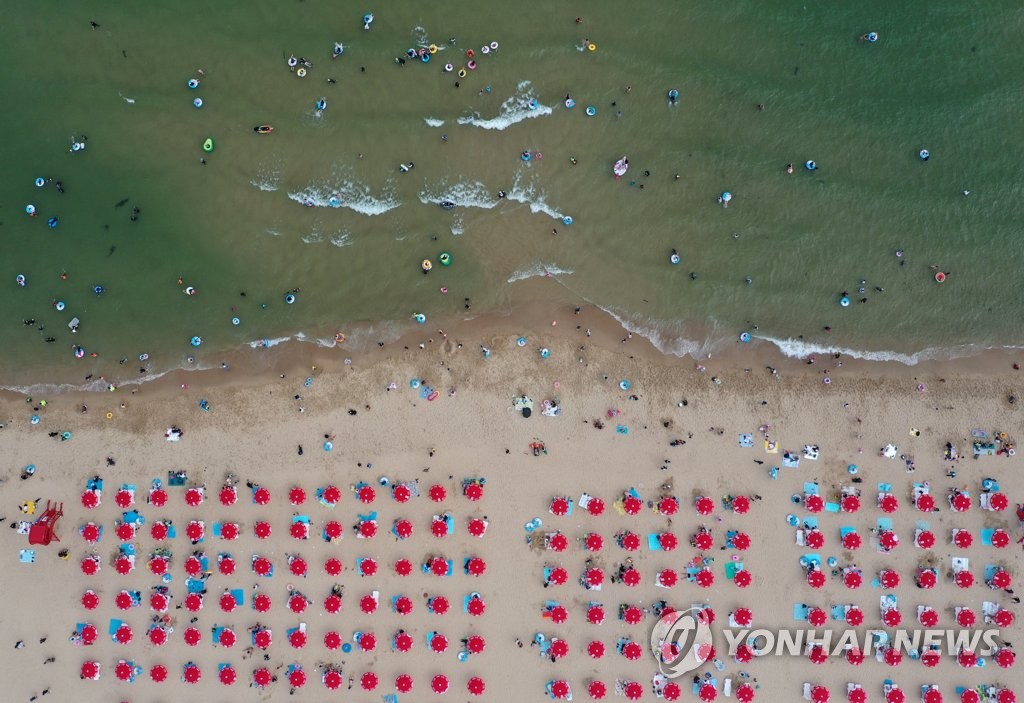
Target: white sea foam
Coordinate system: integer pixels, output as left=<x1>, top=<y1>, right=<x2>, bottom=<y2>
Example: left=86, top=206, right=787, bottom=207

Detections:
left=597, top=307, right=710, bottom=359
left=301, top=230, right=323, bottom=244
left=457, top=80, right=552, bottom=130
left=450, top=215, right=464, bottom=237
left=418, top=180, right=497, bottom=209
left=250, top=161, right=283, bottom=192
left=507, top=262, right=575, bottom=283
left=424, top=117, right=445, bottom=128
left=757, top=336, right=1023, bottom=366
left=330, top=230, right=353, bottom=247
left=507, top=172, right=568, bottom=221
left=288, top=167, right=400, bottom=216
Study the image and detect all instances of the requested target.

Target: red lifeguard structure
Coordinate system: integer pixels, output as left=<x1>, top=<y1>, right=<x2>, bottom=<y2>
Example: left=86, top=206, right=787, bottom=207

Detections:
left=28, top=500, right=63, bottom=546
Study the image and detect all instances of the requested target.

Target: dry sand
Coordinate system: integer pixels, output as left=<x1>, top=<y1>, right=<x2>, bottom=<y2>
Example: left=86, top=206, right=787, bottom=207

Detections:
left=0, top=306, right=1021, bottom=703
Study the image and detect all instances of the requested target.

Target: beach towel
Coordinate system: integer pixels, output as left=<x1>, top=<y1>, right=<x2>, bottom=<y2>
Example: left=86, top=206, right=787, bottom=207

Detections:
left=824, top=501, right=841, bottom=512
left=782, top=453, right=800, bottom=468
left=19, top=549, right=35, bottom=563
left=803, top=516, right=819, bottom=529
left=831, top=605, right=846, bottom=621
left=186, top=577, right=206, bottom=593
left=876, top=517, right=893, bottom=531
left=647, top=534, right=663, bottom=551
left=803, top=482, right=820, bottom=496
left=738, top=434, right=753, bottom=448
left=793, top=604, right=810, bottom=621
left=800, top=554, right=821, bottom=568
left=724, top=562, right=743, bottom=580
left=764, top=439, right=779, bottom=454
left=980, top=529, right=995, bottom=546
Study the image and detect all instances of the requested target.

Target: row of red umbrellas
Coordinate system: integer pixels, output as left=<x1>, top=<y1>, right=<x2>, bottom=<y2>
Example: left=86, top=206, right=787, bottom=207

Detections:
left=803, top=489, right=1011, bottom=514
left=549, top=493, right=750, bottom=517
left=544, top=679, right=752, bottom=702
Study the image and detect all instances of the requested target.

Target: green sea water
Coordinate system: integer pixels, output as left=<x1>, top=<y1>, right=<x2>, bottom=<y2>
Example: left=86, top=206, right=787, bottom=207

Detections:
left=2, top=1, right=1023, bottom=389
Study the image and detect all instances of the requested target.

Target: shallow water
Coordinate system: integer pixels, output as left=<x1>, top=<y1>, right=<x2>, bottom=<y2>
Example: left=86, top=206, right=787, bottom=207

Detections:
left=2, top=1, right=1023, bottom=387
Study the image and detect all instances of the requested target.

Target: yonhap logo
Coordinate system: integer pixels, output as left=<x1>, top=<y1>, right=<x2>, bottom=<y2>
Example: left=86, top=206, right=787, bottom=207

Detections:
left=651, top=607, right=714, bottom=678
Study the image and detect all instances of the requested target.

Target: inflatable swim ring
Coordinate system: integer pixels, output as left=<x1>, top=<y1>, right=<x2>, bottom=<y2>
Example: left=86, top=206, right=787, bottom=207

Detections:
left=188, top=78, right=199, bottom=89
left=421, top=259, right=433, bottom=272
left=72, top=143, right=82, bottom=152
left=588, top=43, right=597, bottom=52
left=429, top=44, right=438, bottom=54
left=16, top=274, right=26, bottom=286
left=668, top=89, right=680, bottom=102
left=528, top=99, right=538, bottom=109
left=585, top=106, right=596, bottom=116
left=288, top=56, right=298, bottom=67
left=934, top=271, right=946, bottom=283
left=839, top=296, right=850, bottom=307
left=521, top=151, right=532, bottom=161
left=562, top=216, right=573, bottom=226
left=739, top=332, right=752, bottom=343
left=421, top=53, right=430, bottom=63
left=867, top=32, right=878, bottom=43
left=444, top=63, right=454, bottom=72
left=55, top=301, right=65, bottom=311
left=481, top=45, right=490, bottom=54
left=296, top=67, right=307, bottom=78
left=35, top=177, right=45, bottom=187
left=139, top=353, right=149, bottom=361
left=106, top=412, right=114, bottom=419
left=193, top=98, right=203, bottom=108
left=721, top=191, right=732, bottom=203
left=490, top=41, right=499, bottom=50
left=619, top=380, right=631, bottom=390
left=565, top=98, right=575, bottom=109
left=335, top=332, right=346, bottom=344
left=413, top=313, right=426, bottom=324
left=919, top=149, right=930, bottom=161
left=406, top=48, right=417, bottom=58
left=466, top=49, right=475, bottom=58
left=427, top=390, right=439, bottom=401
left=328, top=196, right=340, bottom=207
left=48, top=217, right=59, bottom=228
left=316, top=98, right=327, bottom=110
left=539, top=347, right=551, bottom=359
left=190, top=336, right=202, bottom=347
left=231, top=317, right=240, bottom=325
left=439, top=252, right=451, bottom=266
left=284, top=293, right=296, bottom=304
left=669, top=253, right=681, bottom=265
left=516, top=337, right=527, bottom=347
left=805, top=160, right=817, bottom=171
left=25, top=204, right=35, bottom=215
left=458, top=69, right=467, bottom=78
left=467, top=60, right=476, bottom=70
left=73, top=346, right=85, bottom=358
left=203, top=138, right=215, bottom=152
left=93, top=285, right=104, bottom=295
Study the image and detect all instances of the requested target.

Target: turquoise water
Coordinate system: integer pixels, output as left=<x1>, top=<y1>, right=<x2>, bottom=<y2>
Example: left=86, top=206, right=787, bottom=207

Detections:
left=2, top=1, right=1023, bottom=388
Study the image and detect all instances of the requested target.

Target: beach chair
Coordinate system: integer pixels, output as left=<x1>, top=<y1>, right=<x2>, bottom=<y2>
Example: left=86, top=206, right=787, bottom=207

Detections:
left=28, top=501, right=63, bottom=546
left=724, top=679, right=733, bottom=697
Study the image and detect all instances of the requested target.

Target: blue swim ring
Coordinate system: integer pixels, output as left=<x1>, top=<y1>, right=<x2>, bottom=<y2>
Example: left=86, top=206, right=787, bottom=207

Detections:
left=35, top=177, right=45, bottom=187
left=539, top=347, right=550, bottom=359
left=421, top=54, right=430, bottom=63
left=739, top=332, right=752, bottom=343
left=521, top=151, right=531, bottom=162
left=516, top=337, right=527, bottom=347
left=867, top=32, right=878, bottom=43
left=668, top=89, right=679, bottom=101
left=406, top=49, right=417, bottom=58
left=190, top=336, right=202, bottom=347
left=93, top=285, right=104, bottom=295
left=528, top=99, right=538, bottom=110
left=187, top=78, right=199, bottom=89
left=410, top=378, right=421, bottom=388
left=565, top=98, right=575, bottom=109
left=48, top=217, right=59, bottom=228
left=324, top=441, right=333, bottom=451
left=31, top=415, right=40, bottom=425
left=413, top=313, right=426, bottom=324
left=304, top=376, right=313, bottom=387
left=619, top=380, right=631, bottom=390
left=285, top=294, right=296, bottom=304
left=231, top=317, right=240, bottom=325
left=193, top=98, right=203, bottom=108
left=839, top=296, right=850, bottom=307
left=847, top=464, right=859, bottom=474
left=25, top=204, right=36, bottom=215
left=585, top=106, right=596, bottom=116
left=55, top=301, right=66, bottom=311
left=562, top=216, right=573, bottom=226
left=805, top=160, right=817, bottom=171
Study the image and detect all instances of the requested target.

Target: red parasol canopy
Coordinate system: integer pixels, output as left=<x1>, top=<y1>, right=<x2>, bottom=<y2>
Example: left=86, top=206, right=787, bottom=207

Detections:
left=360, top=671, right=378, bottom=691
left=324, top=670, right=343, bottom=690
left=660, top=495, right=680, bottom=515
left=148, top=626, right=167, bottom=646
left=253, top=593, right=272, bottom=612
left=467, top=596, right=486, bottom=616
left=995, top=648, right=1016, bottom=668
left=80, top=522, right=100, bottom=542
left=357, top=484, right=375, bottom=503
left=879, top=530, right=899, bottom=550
left=430, top=595, right=450, bottom=614
left=289, top=630, right=307, bottom=649
left=733, top=607, right=753, bottom=626
left=699, top=683, right=717, bottom=702
left=219, top=485, right=237, bottom=506
left=805, top=495, right=825, bottom=513
left=951, top=492, right=971, bottom=512
left=919, top=607, right=938, bottom=627
left=623, top=495, right=643, bottom=515
left=431, top=674, right=449, bottom=694
left=254, top=522, right=274, bottom=540
left=807, top=569, right=826, bottom=588
left=846, top=648, right=865, bottom=665
left=219, top=627, right=236, bottom=648
left=184, top=626, right=201, bottom=646
left=393, top=484, right=411, bottom=503
left=736, top=684, right=755, bottom=703
left=468, top=677, right=486, bottom=697
left=393, top=595, right=413, bottom=614
left=467, top=634, right=486, bottom=654
left=961, top=692, right=980, bottom=703
left=253, top=629, right=272, bottom=649
left=955, top=570, right=974, bottom=588
left=620, top=531, right=641, bottom=551
left=734, top=644, right=753, bottom=663
left=182, top=664, right=201, bottom=684
left=549, top=605, right=568, bottom=623
left=957, top=608, right=976, bottom=627
left=149, top=556, right=168, bottom=575
left=395, top=674, right=413, bottom=693
left=659, top=568, right=679, bottom=588
left=289, top=556, right=308, bottom=576
left=115, top=522, right=134, bottom=541
left=989, top=492, right=1009, bottom=511
left=586, top=496, right=604, bottom=515
left=994, top=609, right=1015, bottom=627
left=695, top=568, right=714, bottom=588
left=253, top=668, right=272, bottom=688
left=394, top=557, right=412, bottom=576
left=584, top=567, right=604, bottom=588
left=733, top=531, right=752, bottom=550
left=916, top=530, right=936, bottom=549
left=115, top=661, right=133, bottom=681
left=992, top=529, right=1010, bottom=548
left=916, top=493, right=936, bottom=512
left=431, top=518, right=449, bottom=538
left=468, top=518, right=487, bottom=537
left=841, top=495, right=860, bottom=513
left=693, top=531, right=714, bottom=550
left=82, top=589, right=99, bottom=610
left=359, top=631, right=377, bottom=651
left=808, top=607, right=827, bottom=626
left=553, top=681, right=571, bottom=699
left=113, top=590, right=132, bottom=611
left=150, top=487, right=168, bottom=506
left=466, top=556, right=486, bottom=576
left=623, top=567, right=641, bottom=587
left=289, top=668, right=306, bottom=688
left=185, top=521, right=204, bottom=542
left=394, top=631, right=414, bottom=652
left=114, top=555, right=132, bottom=574
left=114, top=623, right=133, bottom=644
left=288, top=594, right=307, bottom=614
left=149, top=666, right=167, bottom=685
left=219, top=555, right=236, bottom=575
left=734, top=569, right=753, bottom=588
left=324, top=631, right=341, bottom=650
left=80, top=623, right=97, bottom=645
left=357, top=520, right=377, bottom=538
left=80, top=490, right=99, bottom=509
left=80, top=661, right=99, bottom=679
left=921, top=649, right=940, bottom=668
left=588, top=604, right=605, bottom=624
left=887, top=688, right=905, bottom=703
left=464, top=482, right=484, bottom=501
left=184, top=555, right=202, bottom=576
left=990, top=569, right=1012, bottom=589
left=959, top=650, right=978, bottom=668
left=883, top=608, right=902, bottom=627
left=584, top=532, right=604, bottom=551
left=880, top=569, right=900, bottom=588
left=842, top=531, right=862, bottom=550
left=549, top=532, right=568, bottom=551
left=550, top=639, right=568, bottom=659
left=623, top=605, right=643, bottom=624
left=217, top=521, right=237, bottom=540
left=550, top=497, right=570, bottom=515
left=622, top=641, right=643, bottom=660
left=149, top=591, right=168, bottom=612
left=925, top=692, right=942, bottom=703
left=184, top=592, right=203, bottom=612
left=359, top=557, right=378, bottom=576
left=290, top=521, right=308, bottom=540
left=253, top=487, right=270, bottom=505
left=917, top=569, right=937, bottom=589
left=325, top=557, right=343, bottom=575
left=658, top=532, right=679, bottom=551
left=695, top=496, right=715, bottom=515
left=424, top=484, right=446, bottom=503
left=360, top=594, right=377, bottom=614
left=812, top=686, right=830, bottom=703
left=843, top=570, right=862, bottom=589
left=185, top=487, right=203, bottom=507
left=808, top=645, right=828, bottom=664
left=806, top=529, right=824, bottom=549
left=115, top=489, right=133, bottom=509
left=880, top=494, right=899, bottom=513
left=847, top=607, right=864, bottom=626
left=884, top=647, right=903, bottom=666
left=997, top=691, right=1015, bottom=703
left=731, top=495, right=750, bottom=514
left=547, top=566, right=568, bottom=586
left=289, top=486, right=306, bottom=505
left=589, top=681, right=607, bottom=700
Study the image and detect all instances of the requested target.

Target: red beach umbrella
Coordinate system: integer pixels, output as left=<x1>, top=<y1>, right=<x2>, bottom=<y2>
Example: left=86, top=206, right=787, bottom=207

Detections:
left=992, top=529, right=1010, bottom=548
left=663, top=683, right=682, bottom=702
left=805, top=529, right=824, bottom=549
left=115, top=522, right=134, bottom=541
left=693, top=531, right=714, bottom=550
left=464, top=482, right=484, bottom=501
left=288, top=593, right=307, bottom=614
left=468, top=677, right=486, bottom=697
left=250, top=520, right=271, bottom=539
left=994, top=609, right=1015, bottom=627
left=924, top=691, right=942, bottom=703
left=885, top=647, right=903, bottom=666
left=658, top=532, right=679, bottom=551
left=395, top=595, right=413, bottom=614
left=660, top=495, right=680, bottom=515
left=185, top=487, right=203, bottom=507
left=588, top=604, right=606, bottom=624
left=842, top=531, right=862, bottom=550
left=150, top=490, right=169, bottom=510
left=466, top=556, right=486, bottom=576
left=695, top=568, right=714, bottom=588
left=880, top=569, right=900, bottom=588
left=395, top=674, right=413, bottom=693
left=990, top=569, right=1012, bottom=589
left=253, top=487, right=270, bottom=505
left=955, top=570, right=974, bottom=588
left=951, top=492, right=971, bottom=512
left=734, top=569, right=753, bottom=588
left=148, top=626, right=167, bottom=646
left=623, top=567, right=641, bottom=586
left=184, top=555, right=202, bottom=576
left=115, top=590, right=132, bottom=610
left=586, top=496, right=604, bottom=515
left=253, top=668, right=272, bottom=688
left=325, top=557, right=343, bottom=575
left=812, top=687, right=831, bottom=703
left=846, top=607, right=864, bottom=626
left=887, top=689, right=905, bottom=703
left=430, top=557, right=448, bottom=576
left=990, top=492, right=1009, bottom=511
left=81, top=590, right=99, bottom=610
left=81, top=522, right=100, bottom=542
left=736, top=684, right=755, bottom=703
left=467, top=634, right=486, bottom=653
left=549, top=532, right=568, bottom=551
left=321, top=484, right=342, bottom=504
left=359, top=557, right=378, bottom=576
left=879, top=530, right=899, bottom=550
left=115, top=623, right=133, bottom=644
left=219, top=627, right=237, bottom=648
left=184, top=592, right=203, bottom=612
left=324, top=593, right=342, bottom=613
left=550, top=639, right=570, bottom=659
left=733, top=646, right=752, bottom=666
left=549, top=605, right=568, bottom=623
left=360, top=594, right=378, bottom=614
left=324, top=631, right=342, bottom=650
left=220, top=521, right=239, bottom=540
left=808, top=645, right=828, bottom=664
left=468, top=518, right=487, bottom=537
left=921, top=649, right=940, bottom=668
left=149, top=591, right=168, bottom=612
left=114, top=555, right=132, bottom=574
left=589, top=681, right=608, bottom=699
left=623, top=605, right=644, bottom=624
left=115, top=661, right=133, bottom=681
left=289, top=630, right=307, bottom=649
left=550, top=497, right=570, bottom=515
left=883, top=608, right=902, bottom=627
left=357, top=520, right=377, bottom=538
left=358, top=631, right=377, bottom=651
left=431, top=518, right=448, bottom=538
left=289, top=486, right=306, bottom=505
left=620, top=531, right=641, bottom=551
left=253, top=593, right=272, bottom=612
left=917, top=569, right=937, bottom=589
left=733, top=531, right=752, bottom=550
left=957, top=608, right=977, bottom=627
left=695, top=496, right=715, bottom=515
left=185, top=521, right=204, bottom=542
left=361, top=671, right=379, bottom=691
left=324, top=670, right=343, bottom=690
left=149, top=520, right=168, bottom=540
left=547, top=566, right=568, bottom=585
left=622, top=641, right=643, bottom=660
left=954, top=530, right=974, bottom=548
left=467, top=596, right=486, bottom=616
left=916, top=530, right=936, bottom=549
left=807, top=569, right=826, bottom=588
left=733, top=607, right=753, bottom=626
left=808, top=608, right=827, bottom=626
left=880, top=494, right=899, bottom=513
left=916, top=493, right=936, bottom=512
left=289, top=556, right=307, bottom=576
left=841, top=495, right=860, bottom=513
left=219, top=592, right=236, bottom=612
left=290, top=521, right=308, bottom=540
left=847, top=649, right=866, bottom=666
left=219, top=554, right=236, bottom=575
left=430, top=595, right=450, bottom=614
left=431, top=674, right=449, bottom=694
left=995, top=648, right=1016, bottom=668
left=80, top=661, right=99, bottom=679
left=623, top=494, right=643, bottom=515
left=80, top=623, right=97, bottom=645
left=918, top=607, right=938, bottom=627
left=805, top=495, right=824, bottom=513
left=219, top=485, right=237, bottom=506
left=959, top=650, right=978, bottom=668
left=115, top=489, right=133, bottom=508
left=394, top=557, right=412, bottom=576
left=843, top=570, right=862, bottom=588
left=253, top=629, right=272, bottom=649
left=731, top=495, right=750, bottom=514
left=80, top=490, right=99, bottom=509
left=183, top=626, right=201, bottom=646
left=289, top=668, right=306, bottom=688
left=584, top=567, right=604, bottom=588
left=149, top=556, right=168, bottom=575
left=357, top=484, right=375, bottom=503
left=659, top=568, right=679, bottom=588
left=428, top=484, right=447, bottom=502
left=394, top=631, right=414, bottom=652
left=997, top=691, right=1015, bottom=703
left=392, top=484, right=411, bottom=503
left=699, top=683, right=717, bottom=702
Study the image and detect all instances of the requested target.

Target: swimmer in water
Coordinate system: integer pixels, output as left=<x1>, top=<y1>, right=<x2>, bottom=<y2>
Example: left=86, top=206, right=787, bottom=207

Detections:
left=785, top=163, right=794, bottom=174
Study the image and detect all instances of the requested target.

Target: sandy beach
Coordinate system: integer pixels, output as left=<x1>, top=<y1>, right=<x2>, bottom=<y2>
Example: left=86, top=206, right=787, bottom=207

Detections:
left=1, top=305, right=1021, bottom=703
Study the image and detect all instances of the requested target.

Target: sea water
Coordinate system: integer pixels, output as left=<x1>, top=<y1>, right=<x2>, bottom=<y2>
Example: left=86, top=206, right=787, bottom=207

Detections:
left=2, top=1, right=1023, bottom=388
